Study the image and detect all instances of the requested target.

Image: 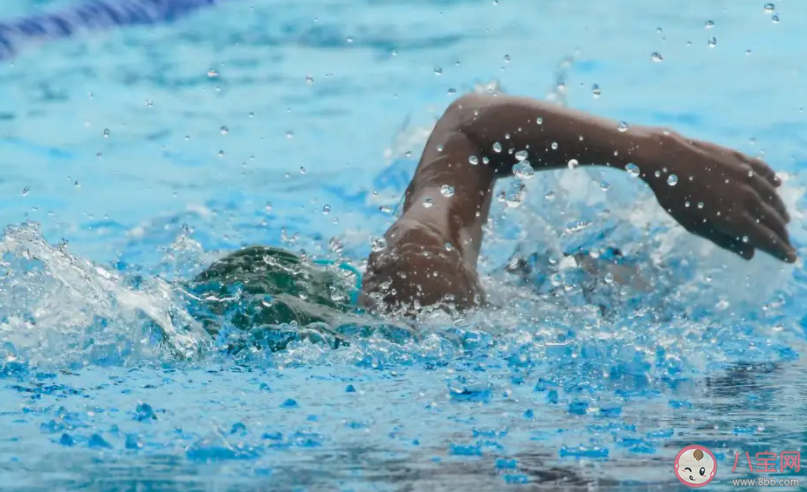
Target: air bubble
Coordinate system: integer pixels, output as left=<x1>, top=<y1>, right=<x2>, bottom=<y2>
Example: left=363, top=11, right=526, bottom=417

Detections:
left=697, top=202, right=704, bottom=209
left=493, top=142, right=502, bottom=153
left=322, top=205, right=331, bottom=215
left=708, top=37, right=717, bottom=48
left=568, top=159, right=579, bottom=170
left=21, top=187, right=30, bottom=197
left=482, top=157, right=490, bottom=165
left=536, top=117, right=543, bottom=125
left=286, top=131, right=294, bottom=139
left=207, top=69, right=219, bottom=78
left=305, top=75, right=314, bottom=85
left=772, top=14, right=779, bottom=23
left=440, top=184, right=455, bottom=197
left=617, top=121, right=629, bottom=132
left=469, top=155, right=479, bottom=165
left=551, top=142, right=558, bottom=150
left=592, top=84, right=602, bottom=98
left=651, top=52, right=663, bottom=62
left=625, top=163, right=640, bottom=177
left=515, top=150, right=529, bottom=162
left=103, top=128, right=110, bottom=138
left=434, top=67, right=443, bottom=76
left=423, top=197, right=434, bottom=208
left=705, top=20, right=714, bottom=29
left=220, top=126, right=229, bottom=135
left=742, top=235, right=749, bottom=243
left=764, top=3, right=775, bottom=14
left=667, top=174, right=679, bottom=186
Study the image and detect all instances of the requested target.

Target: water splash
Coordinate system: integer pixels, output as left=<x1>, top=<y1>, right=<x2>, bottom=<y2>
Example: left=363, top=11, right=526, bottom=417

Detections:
left=0, top=223, right=210, bottom=371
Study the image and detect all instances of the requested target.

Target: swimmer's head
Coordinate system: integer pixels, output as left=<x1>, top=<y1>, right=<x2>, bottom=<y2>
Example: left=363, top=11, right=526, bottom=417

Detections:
left=676, top=448, right=715, bottom=485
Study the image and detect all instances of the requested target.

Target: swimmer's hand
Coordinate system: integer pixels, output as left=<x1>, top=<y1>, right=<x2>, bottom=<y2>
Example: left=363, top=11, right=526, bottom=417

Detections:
left=640, top=129, right=796, bottom=262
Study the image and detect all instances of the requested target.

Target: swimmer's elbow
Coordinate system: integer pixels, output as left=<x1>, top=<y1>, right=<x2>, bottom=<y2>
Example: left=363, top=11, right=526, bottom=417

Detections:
left=442, top=93, right=494, bottom=131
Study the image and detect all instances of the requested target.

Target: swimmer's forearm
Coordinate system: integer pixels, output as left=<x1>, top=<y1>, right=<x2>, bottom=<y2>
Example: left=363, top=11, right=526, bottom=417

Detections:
left=445, top=94, right=661, bottom=177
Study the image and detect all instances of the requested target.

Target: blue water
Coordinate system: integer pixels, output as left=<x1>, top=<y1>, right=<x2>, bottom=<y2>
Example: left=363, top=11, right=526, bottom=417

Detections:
left=2, top=0, right=807, bottom=490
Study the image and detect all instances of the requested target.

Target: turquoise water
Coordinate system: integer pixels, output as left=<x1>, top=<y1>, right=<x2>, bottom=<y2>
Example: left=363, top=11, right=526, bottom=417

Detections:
left=1, top=0, right=807, bottom=490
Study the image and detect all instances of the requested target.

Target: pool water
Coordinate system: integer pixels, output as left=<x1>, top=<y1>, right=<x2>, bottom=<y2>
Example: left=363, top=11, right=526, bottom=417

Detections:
left=2, top=0, right=807, bottom=490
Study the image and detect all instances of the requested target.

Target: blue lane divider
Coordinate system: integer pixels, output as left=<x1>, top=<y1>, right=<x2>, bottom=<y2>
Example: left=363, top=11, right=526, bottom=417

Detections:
left=0, top=0, right=229, bottom=61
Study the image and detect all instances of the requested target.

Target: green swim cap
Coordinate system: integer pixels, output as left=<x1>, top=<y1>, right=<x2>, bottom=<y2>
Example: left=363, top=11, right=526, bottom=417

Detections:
left=189, top=246, right=359, bottom=344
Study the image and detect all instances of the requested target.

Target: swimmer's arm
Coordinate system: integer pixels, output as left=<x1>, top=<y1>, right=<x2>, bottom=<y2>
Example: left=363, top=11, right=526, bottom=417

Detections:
left=447, top=94, right=794, bottom=262
left=362, top=94, right=794, bottom=314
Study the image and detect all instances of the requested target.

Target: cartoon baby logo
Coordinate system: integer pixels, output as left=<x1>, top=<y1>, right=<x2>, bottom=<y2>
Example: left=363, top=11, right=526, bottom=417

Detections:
left=674, top=445, right=717, bottom=488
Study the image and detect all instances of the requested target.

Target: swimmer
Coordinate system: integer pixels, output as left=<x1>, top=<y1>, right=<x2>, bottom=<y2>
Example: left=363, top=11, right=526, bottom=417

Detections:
left=192, top=93, right=795, bottom=340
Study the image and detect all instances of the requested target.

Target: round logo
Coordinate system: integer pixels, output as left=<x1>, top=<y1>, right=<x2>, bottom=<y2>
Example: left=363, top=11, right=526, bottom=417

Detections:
left=674, top=445, right=717, bottom=488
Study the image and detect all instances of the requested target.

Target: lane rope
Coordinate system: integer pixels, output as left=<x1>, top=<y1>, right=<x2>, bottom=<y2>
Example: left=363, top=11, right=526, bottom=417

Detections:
left=0, top=0, right=229, bottom=60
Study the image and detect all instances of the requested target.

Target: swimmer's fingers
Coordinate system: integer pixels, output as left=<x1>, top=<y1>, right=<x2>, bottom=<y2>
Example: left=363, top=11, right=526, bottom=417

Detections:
left=741, top=153, right=782, bottom=188
left=747, top=171, right=790, bottom=223
left=707, top=230, right=755, bottom=260
left=737, top=212, right=797, bottom=263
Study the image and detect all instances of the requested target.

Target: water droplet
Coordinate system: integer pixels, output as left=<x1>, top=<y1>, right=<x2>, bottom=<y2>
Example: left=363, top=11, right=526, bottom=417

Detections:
left=220, top=125, right=229, bottom=135
left=551, top=142, right=558, bottom=150
left=469, top=155, right=479, bottom=165
left=504, top=182, right=527, bottom=208
left=103, top=128, right=110, bottom=138
left=764, top=3, right=775, bottom=14
left=617, top=121, right=629, bottom=132
left=697, top=202, right=704, bottom=209
left=423, top=197, right=434, bottom=208
left=513, top=161, right=535, bottom=179
left=515, top=150, right=529, bottom=162
left=493, top=142, right=502, bottom=153
left=440, top=184, right=455, bottom=197
left=21, top=187, right=30, bottom=196
left=591, top=84, right=602, bottom=98
left=705, top=20, right=714, bottom=29
left=667, top=174, right=679, bottom=186
left=772, top=14, right=779, bottom=23
left=286, top=131, right=294, bottom=139
left=305, top=75, right=314, bottom=85
left=708, top=37, right=717, bottom=48
left=322, top=205, right=330, bottom=215
left=651, top=52, right=663, bottom=62
left=625, top=163, right=641, bottom=177
left=434, top=67, right=443, bottom=76
left=372, top=237, right=387, bottom=252
left=536, top=117, right=543, bottom=125
left=567, top=159, right=579, bottom=170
